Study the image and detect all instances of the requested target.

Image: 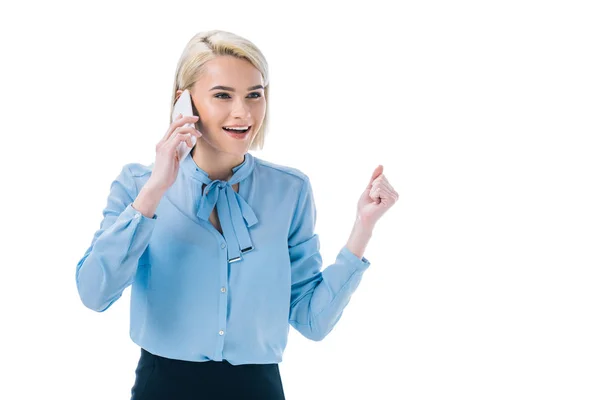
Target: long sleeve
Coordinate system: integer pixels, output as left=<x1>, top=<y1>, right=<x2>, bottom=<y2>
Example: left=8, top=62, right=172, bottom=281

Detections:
left=75, top=164, right=157, bottom=312
left=288, top=177, right=371, bottom=341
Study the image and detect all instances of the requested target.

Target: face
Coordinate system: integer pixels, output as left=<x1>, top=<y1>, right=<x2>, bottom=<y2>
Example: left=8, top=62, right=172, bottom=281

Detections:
left=177, top=55, right=266, bottom=158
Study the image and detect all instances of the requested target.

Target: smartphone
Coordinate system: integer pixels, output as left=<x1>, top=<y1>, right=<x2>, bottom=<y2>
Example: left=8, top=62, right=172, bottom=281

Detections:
left=171, top=89, right=198, bottom=161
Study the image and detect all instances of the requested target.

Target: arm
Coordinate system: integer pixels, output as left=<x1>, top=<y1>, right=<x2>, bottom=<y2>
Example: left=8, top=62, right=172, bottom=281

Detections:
left=288, top=178, right=371, bottom=341
left=75, top=165, right=160, bottom=312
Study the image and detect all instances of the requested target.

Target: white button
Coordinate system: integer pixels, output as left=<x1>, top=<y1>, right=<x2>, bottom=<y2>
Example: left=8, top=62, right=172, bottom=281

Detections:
left=221, top=287, right=226, bottom=293
left=219, top=330, right=224, bottom=336
left=221, top=243, right=226, bottom=249
left=134, top=213, right=140, bottom=219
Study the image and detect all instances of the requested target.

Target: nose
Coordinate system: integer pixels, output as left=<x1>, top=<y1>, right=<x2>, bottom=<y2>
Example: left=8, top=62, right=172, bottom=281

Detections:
left=230, top=97, right=251, bottom=119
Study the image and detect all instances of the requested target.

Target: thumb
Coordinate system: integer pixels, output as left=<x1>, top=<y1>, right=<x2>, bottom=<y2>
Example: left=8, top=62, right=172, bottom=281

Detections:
left=366, top=165, right=384, bottom=190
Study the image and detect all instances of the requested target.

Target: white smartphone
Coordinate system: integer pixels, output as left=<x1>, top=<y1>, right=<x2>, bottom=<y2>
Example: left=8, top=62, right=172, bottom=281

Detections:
left=171, top=89, right=198, bottom=161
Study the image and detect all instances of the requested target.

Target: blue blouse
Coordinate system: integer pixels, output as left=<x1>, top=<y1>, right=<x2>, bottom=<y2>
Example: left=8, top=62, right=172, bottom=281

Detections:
left=75, top=152, right=371, bottom=365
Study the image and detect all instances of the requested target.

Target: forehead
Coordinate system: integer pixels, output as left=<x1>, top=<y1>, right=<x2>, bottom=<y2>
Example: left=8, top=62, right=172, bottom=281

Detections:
left=196, top=55, right=263, bottom=87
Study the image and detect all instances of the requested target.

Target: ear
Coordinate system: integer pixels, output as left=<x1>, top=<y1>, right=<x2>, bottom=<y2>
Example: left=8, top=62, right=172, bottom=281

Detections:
left=175, top=89, right=183, bottom=101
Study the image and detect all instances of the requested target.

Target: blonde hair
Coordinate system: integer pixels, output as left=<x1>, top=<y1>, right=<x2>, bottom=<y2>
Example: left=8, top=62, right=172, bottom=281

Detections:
left=170, top=30, right=270, bottom=151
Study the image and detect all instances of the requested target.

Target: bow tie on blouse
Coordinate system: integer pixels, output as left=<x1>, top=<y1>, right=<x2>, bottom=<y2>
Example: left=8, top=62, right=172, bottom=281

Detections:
left=182, top=153, right=257, bottom=263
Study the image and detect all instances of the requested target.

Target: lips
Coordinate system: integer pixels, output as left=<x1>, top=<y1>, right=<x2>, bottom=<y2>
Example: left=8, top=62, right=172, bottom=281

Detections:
left=223, top=126, right=251, bottom=134
left=222, top=125, right=252, bottom=140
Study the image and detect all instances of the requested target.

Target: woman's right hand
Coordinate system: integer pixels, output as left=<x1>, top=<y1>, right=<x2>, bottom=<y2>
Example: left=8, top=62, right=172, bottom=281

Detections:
left=146, top=113, right=202, bottom=193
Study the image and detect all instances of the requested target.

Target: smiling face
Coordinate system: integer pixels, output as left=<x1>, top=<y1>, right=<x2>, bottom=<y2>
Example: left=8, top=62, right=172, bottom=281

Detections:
left=178, top=55, right=267, bottom=158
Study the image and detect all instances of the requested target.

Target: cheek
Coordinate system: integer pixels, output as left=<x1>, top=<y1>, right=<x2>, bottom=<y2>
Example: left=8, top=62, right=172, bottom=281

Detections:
left=198, top=102, right=228, bottom=124
left=253, top=101, right=267, bottom=120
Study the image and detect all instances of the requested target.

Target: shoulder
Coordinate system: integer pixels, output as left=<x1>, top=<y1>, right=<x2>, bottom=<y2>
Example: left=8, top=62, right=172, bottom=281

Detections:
left=253, top=156, right=310, bottom=188
left=124, top=161, right=153, bottom=178
left=252, top=156, right=315, bottom=216
left=113, top=161, right=153, bottom=197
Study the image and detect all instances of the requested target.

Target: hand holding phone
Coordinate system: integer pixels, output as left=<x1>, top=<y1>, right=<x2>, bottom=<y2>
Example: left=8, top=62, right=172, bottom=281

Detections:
left=145, top=91, right=202, bottom=193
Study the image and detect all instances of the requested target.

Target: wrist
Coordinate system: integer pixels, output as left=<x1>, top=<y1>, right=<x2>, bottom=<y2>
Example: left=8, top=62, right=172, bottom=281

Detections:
left=345, top=218, right=374, bottom=260
left=143, top=180, right=168, bottom=197
left=353, top=216, right=375, bottom=237
left=132, top=183, right=165, bottom=218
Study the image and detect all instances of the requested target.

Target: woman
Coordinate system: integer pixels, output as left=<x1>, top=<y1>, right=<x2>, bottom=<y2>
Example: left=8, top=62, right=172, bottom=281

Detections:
left=75, top=30, right=398, bottom=400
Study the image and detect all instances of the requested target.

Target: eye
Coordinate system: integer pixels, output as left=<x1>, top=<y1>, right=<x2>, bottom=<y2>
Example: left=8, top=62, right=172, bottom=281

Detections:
left=214, top=92, right=262, bottom=99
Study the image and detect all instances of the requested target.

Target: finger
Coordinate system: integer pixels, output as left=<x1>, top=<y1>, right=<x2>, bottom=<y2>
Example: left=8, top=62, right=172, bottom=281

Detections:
left=366, top=165, right=384, bottom=190
left=371, top=175, right=387, bottom=187
left=379, top=186, right=398, bottom=203
left=163, top=125, right=201, bottom=147
left=369, top=184, right=386, bottom=202
left=370, top=176, right=391, bottom=193
left=176, top=126, right=202, bottom=138
left=373, top=174, right=397, bottom=193
left=378, top=178, right=396, bottom=194
left=376, top=174, right=394, bottom=189
left=369, top=187, right=382, bottom=204
left=162, top=113, right=183, bottom=141
left=166, top=132, right=194, bottom=153
left=370, top=185, right=397, bottom=205
left=167, top=116, right=200, bottom=141
left=371, top=180, right=397, bottom=199
left=163, top=115, right=200, bottom=141
left=373, top=179, right=397, bottom=196
left=173, top=115, right=200, bottom=129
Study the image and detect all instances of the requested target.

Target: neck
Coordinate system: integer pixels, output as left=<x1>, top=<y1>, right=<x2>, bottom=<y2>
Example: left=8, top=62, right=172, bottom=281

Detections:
left=191, top=140, right=246, bottom=181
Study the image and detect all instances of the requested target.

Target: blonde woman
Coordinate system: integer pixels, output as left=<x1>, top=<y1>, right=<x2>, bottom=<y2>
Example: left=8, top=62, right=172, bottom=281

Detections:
left=76, top=30, right=398, bottom=399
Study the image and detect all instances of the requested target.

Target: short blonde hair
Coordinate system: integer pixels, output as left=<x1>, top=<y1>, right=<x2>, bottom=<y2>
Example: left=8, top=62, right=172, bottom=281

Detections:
left=170, top=30, right=270, bottom=151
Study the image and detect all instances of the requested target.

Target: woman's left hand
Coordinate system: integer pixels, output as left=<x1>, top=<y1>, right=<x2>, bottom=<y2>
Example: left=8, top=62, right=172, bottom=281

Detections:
left=356, top=165, right=399, bottom=232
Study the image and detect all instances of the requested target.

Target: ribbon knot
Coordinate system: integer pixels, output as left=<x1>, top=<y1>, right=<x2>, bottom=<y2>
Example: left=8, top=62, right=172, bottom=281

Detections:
left=184, top=154, right=257, bottom=264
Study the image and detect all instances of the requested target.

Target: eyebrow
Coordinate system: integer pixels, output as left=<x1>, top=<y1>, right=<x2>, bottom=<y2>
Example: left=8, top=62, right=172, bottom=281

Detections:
left=209, top=85, right=264, bottom=92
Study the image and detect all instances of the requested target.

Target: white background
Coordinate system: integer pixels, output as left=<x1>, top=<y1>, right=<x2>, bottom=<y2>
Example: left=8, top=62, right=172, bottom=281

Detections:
left=1, top=1, right=599, bottom=399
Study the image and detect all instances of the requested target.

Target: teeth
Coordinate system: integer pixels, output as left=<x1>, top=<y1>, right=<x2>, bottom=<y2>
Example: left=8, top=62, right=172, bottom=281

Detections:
left=224, top=126, right=249, bottom=131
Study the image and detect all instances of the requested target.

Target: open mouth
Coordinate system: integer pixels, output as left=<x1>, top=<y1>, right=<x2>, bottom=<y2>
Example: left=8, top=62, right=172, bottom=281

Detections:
left=222, top=126, right=251, bottom=135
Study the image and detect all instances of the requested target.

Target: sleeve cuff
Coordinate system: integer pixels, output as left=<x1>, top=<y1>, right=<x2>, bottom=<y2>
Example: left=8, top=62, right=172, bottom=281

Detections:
left=125, top=203, right=158, bottom=221
left=339, top=246, right=371, bottom=272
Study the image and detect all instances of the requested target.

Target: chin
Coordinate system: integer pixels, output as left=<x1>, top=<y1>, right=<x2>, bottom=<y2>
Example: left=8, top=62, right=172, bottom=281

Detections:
left=201, top=128, right=255, bottom=157
left=214, top=141, right=251, bottom=157
left=222, top=131, right=255, bottom=153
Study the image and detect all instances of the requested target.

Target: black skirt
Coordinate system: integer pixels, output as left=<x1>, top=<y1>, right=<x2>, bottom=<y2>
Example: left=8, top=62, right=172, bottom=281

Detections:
left=131, top=348, right=286, bottom=400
